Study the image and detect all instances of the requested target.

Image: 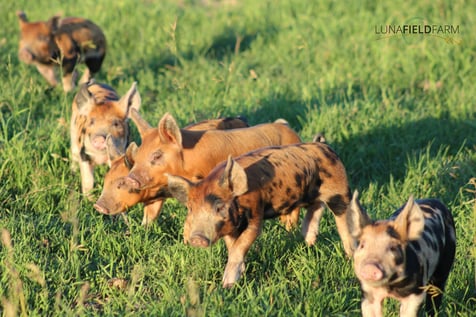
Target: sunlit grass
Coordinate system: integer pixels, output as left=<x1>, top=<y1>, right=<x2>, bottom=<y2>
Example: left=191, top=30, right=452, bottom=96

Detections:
left=1, top=0, right=475, bottom=315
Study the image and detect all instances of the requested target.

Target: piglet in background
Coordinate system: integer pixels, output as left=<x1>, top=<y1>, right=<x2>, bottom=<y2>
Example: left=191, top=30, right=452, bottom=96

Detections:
left=17, top=11, right=106, bottom=92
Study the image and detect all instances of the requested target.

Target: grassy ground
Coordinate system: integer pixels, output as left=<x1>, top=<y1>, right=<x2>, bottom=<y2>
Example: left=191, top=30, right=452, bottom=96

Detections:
left=1, top=0, right=475, bottom=315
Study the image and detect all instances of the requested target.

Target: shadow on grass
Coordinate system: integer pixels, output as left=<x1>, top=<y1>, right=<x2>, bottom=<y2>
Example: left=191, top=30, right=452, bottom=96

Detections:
left=243, top=85, right=475, bottom=193
left=336, top=116, right=476, bottom=189
left=203, top=29, right=257, bottom=61
left=244, top=95, right=308, bottom=130
left=124, top=22, right=280, bottom=82
left=199, top=23, right=279, bottom=61
left=237, top=84, right=373, bottom=131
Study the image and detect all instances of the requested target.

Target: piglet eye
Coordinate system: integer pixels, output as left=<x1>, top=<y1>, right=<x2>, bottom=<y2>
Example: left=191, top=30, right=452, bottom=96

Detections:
left=39, top=35, right=50, bottom=42
left=214, top=202, right=227, bottom=217
left=388, top=245, right=399, bottom=253
left=151, top=151, right=163, bottom=164
left=117, top=179, right=126, bottom=189
left=112, top=120, right=121, bottom=128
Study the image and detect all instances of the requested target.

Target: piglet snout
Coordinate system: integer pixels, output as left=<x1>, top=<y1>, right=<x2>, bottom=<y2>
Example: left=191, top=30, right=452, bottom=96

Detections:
left=92, top=135, right=107, bottom=150
left=19, top=48, right=33, bottom=63
left=190, top=233, right=211, bottom=248
left=93, top=203, right=110, bottom=215
left=359, top=263, right=384, bottom=281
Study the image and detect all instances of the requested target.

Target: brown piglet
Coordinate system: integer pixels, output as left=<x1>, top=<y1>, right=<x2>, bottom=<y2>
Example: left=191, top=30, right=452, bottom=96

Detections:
left=119, top=111, right=303, bottom=227
left=94, top=114, right=250, bottom=225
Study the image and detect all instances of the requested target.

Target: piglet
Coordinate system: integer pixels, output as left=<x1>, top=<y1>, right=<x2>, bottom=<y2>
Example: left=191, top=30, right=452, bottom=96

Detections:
left=70, top=80, right=140, bottom=196
left=16, top=11, right=106, bottom=92
left=347, top=191, right=456, bottom=317
left=167, top=141, right=354, bottom=288
left=94, top=114, right=249, bottom=225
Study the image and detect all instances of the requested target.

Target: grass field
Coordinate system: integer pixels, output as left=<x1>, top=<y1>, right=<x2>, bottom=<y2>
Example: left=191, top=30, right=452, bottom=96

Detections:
left=1, top=0, right=475, bottom=315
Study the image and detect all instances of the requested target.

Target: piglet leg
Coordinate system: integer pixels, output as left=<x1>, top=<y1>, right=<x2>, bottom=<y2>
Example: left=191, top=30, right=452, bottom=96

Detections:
left=79, top=68, right=91, bottom=85
left=280, top=207, right=300, bottom=231
left=222, top=221, right=262, bottom=288
left=61, top=70, right=78, bottom=92
left=361, top=296, right=383, bottom=317
left=142, top=199, right=164, bottom=226
left=79, top=160, right=94, bottom=198
left=301, top=202, right=325, bottom=246
left=36, top=64, right=57, bottom=87
left=399, top=293, right=425, bottom=317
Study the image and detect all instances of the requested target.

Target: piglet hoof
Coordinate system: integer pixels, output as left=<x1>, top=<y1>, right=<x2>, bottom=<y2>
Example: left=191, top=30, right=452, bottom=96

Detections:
left=141, top=219, right=150, bottom=226
left=141, top=214, right=152, bottom=226
left=222, top=261, right=245, bottom=288
left=304, top=235, right=317, bottom=246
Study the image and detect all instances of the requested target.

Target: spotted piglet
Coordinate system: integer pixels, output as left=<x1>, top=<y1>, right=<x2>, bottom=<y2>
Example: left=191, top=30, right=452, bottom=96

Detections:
left=16, top=11, right=106, bottom=92
left=167, top=141, right=354, bottom=288
left=70, top=80, right=140, bottom=196
left=347, top=191, right=456, bottom=317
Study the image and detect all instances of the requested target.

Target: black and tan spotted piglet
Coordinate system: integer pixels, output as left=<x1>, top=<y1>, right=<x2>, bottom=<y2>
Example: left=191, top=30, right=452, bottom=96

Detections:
left=167, top=141, right=354, bottom=288
left=16, top=11, right=106, bottom=92
left=347, top=191, right=456, bottom=317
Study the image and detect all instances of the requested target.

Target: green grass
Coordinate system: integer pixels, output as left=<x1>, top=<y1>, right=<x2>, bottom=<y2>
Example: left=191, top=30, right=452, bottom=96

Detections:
left=1, top=0, right=475, bottom=315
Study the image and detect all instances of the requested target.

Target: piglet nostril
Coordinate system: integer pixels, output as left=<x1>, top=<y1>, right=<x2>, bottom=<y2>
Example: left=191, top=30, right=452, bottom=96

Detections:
left=360, top=263, right=384, bottom=281
left=190, top=234, right=211, bottom=248
left=94, top=203, right=109, bottom=214
left=92, top=135, right=107, bottom=150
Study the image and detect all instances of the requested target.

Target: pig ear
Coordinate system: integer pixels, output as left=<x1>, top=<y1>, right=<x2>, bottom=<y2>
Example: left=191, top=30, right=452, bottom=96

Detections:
left=347, top=190, right=371, bottom=239
left=394, top=196, right=425, bottom=241
left=48, top=15, right=61, bottom=32
left=312, top=133, right=326, bottom=143
left=166, top=174, right=191, bottom=205
left=119, top=82, right=141, bottom=116
left=130, top=108, right=151, bottom=137
left=17, top=11, right=28, bottom=24
left=236, top=115, right=249, bottom=126
left=75, top=82, right=94, bottom=114
left=125, top=142, right=138, bottom=169
left=158, top=113, right=182, bottom=147
left=106, top=134, right=125, bottom=165
left=274, top=118, right=289, bottom=125
left=220, top=156, right=248, bottom=196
